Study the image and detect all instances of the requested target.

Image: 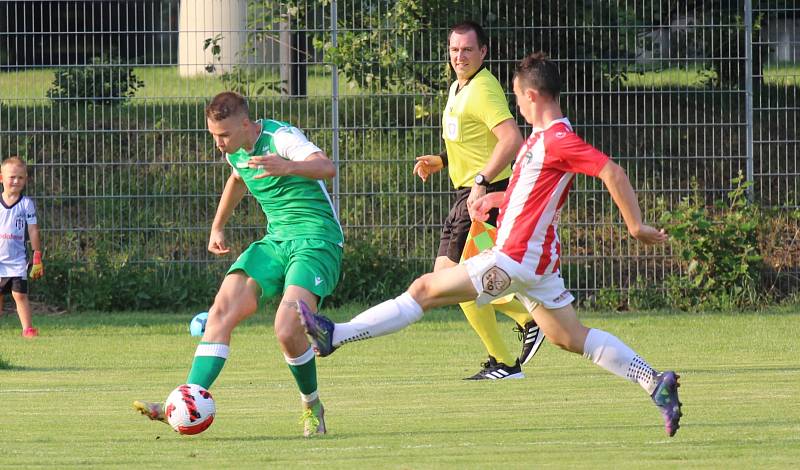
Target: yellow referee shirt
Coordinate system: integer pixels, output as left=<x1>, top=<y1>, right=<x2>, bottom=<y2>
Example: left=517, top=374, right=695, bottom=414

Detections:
left=442, top=67, right=514, bottom=188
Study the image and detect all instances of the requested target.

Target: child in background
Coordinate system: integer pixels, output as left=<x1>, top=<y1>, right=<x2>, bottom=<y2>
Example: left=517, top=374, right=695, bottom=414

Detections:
left=0, top=156, right=43, bottom=338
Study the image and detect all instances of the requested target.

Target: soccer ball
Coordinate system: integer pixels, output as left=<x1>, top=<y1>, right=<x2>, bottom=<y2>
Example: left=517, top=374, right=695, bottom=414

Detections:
left=189, top=311, right=209, bottom=337
left=164, top=384, right=215, bottom=435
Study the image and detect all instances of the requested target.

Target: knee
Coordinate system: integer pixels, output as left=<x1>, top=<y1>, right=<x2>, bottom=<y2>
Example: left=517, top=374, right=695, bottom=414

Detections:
left=407, top=274, right=435, bottom=309
left=273, top=320, right=297, bottom=346
left=272, top=301, right=306, bottom=348
left=545, top=331, right=583, bottom=354
left=207, top=299, right=238, bottom=333
left=547, top=336, right=575, bottom=353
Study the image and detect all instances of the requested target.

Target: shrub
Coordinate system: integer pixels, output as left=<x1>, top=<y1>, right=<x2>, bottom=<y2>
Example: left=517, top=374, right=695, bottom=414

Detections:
left=47, top=57, right=144, bottom=105
left=660, top=173, right=763, bottom=310
left=32, top=232, right=424, bottom=312
left=327, top=237, right=422, bottom=307
left=34, top=242, right=220, bottom=312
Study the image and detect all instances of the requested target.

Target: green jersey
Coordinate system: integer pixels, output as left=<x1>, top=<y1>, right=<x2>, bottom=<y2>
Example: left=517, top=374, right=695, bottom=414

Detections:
left=225, top=119, right=343, bottom=245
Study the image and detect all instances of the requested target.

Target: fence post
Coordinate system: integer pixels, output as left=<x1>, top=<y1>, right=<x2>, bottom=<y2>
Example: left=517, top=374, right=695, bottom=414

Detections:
left=330, top=0, right=340, bottom=217
left=744, top=0, right=754, bottom=198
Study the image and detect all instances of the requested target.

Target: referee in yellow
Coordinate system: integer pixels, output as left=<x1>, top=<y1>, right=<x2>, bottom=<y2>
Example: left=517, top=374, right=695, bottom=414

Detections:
left=414, top=21, right=544, bottom=379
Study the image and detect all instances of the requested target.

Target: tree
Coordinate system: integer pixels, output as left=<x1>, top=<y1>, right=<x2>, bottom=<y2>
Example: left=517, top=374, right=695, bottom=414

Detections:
left=306, top=0, right=788, bottom=93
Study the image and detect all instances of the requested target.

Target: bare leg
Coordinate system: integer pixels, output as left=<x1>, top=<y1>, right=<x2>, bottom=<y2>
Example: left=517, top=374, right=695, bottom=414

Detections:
left=274, top=285, right=317, bottom=358
left=408, top=265, right=478, bottom=309
left=202, top=272, right=260, bottom=344
left=531, top=303, right=659, bottom=393
left=11, top=291, right=33, bottom=331
left=529, top=303, right=589, bottom=353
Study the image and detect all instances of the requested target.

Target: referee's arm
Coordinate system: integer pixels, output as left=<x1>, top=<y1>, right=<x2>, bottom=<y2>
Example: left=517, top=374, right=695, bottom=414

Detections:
left=479, top=118, right=522, bottom=181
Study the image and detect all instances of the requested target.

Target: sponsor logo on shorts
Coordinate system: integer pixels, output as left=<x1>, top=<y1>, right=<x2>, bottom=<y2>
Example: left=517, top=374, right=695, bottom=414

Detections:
left=552, top=290, right=571, bottom=305
left=482, top=267, right=510, bottom=296
left=552, top=208, right=562, bottom=225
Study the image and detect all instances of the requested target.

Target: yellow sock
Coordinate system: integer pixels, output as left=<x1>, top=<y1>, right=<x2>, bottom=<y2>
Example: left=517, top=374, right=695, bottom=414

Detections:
left=494, top=298, right=533, bottom=326
left=460, top=301, right=516, bottom=366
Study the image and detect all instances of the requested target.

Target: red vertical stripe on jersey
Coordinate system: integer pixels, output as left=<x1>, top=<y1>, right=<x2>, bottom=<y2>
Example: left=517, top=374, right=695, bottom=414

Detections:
left=498, top=135, right=544, bottom=262
left=495, top=118, right=610, bottom=273
left=504, top=189, right=547, bottom=262
left=496, top=142, right=528, bottom=230
left=535, top=177, right=573, bottom=274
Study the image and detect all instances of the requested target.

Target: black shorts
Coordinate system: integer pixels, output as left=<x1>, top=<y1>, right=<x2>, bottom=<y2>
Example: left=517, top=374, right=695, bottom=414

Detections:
left=437, top=178, right=509, bottom=263
left=0, top=277, right=28, bottom=295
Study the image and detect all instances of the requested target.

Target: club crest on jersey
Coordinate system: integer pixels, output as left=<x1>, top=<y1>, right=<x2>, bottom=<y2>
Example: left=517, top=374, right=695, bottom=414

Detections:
left=482, top=267, right=511, bottom=296
left=15, top=217, right=24, bottom=230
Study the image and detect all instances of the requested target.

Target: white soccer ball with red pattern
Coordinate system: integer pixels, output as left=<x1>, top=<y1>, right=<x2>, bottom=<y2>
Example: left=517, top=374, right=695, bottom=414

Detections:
left=164, top=384, right=215, bottom=435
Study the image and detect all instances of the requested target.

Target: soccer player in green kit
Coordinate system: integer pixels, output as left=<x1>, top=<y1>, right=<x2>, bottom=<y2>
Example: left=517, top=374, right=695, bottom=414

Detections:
left=134, top=91, right=343, bottom=437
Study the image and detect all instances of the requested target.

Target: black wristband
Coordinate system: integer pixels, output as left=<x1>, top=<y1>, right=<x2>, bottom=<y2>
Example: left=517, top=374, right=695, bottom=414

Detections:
left=438, top=149, right=448, bottom=167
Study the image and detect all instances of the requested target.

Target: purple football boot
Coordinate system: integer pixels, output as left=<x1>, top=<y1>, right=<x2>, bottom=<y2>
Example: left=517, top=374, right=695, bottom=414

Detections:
left=296, top=299, right=337, bottom=357
left=651, top=371, right=683, bottom=437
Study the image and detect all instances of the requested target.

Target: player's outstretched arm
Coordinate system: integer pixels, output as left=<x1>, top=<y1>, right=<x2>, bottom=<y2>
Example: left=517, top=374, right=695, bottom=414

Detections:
left=598, top=161, right=667, bottom=245
left=209, top=174, right=247, bottom=255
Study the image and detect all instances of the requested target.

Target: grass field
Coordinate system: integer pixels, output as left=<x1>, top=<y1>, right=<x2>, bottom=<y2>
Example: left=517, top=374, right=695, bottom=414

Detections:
left=1, top=305, right=799, bottom=468
left=621, top=63, right=800, bottom=88
left=0, top=66, right=356, bottom=105
left=1, top=64, right=797, bottom=105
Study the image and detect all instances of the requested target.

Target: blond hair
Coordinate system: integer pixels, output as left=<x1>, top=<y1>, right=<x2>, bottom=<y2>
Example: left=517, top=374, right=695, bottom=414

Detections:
left=1, top=156, right=28, bottom=172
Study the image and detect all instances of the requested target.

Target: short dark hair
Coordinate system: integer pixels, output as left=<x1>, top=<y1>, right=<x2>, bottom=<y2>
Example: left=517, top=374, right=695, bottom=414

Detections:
left=449, top=20, right=488, bottom=48
left=205, top=91, right=249, bottom=121
left=514, top=52, right=562, bottom=99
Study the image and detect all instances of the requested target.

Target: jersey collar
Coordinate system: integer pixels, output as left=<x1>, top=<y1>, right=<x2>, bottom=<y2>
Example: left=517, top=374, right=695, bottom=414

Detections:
left=531, top=117, right=572, bottom=134
left=455, top=64, right=486, bottom=95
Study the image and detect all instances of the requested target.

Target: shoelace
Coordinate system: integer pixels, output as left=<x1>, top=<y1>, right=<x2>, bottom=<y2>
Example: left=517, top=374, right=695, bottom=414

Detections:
left=300, top=408, right=320, bottom=429
left=513, top=324, right=525, bottom=342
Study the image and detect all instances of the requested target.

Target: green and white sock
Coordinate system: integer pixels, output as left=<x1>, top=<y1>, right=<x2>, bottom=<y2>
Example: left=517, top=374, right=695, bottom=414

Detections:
left=285, top=346, right=319, bottom=403
left=186, top=342, right=229, bottom=389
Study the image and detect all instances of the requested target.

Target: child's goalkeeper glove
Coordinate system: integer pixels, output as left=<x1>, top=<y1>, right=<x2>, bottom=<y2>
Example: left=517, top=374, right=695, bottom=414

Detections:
left=30, top=250, right=44, bottom=280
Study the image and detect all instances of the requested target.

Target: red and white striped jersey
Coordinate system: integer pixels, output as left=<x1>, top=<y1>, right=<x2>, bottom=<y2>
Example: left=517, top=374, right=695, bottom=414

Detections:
left=495, top=118, right=609, bottom=275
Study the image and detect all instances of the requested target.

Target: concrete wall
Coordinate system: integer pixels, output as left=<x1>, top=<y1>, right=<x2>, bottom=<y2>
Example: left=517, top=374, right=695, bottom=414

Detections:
left=178, top=0, right=247, bottom=77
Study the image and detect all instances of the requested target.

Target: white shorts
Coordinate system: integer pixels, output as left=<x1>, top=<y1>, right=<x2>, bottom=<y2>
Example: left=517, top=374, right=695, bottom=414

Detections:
left=462, top=248, right=575, bottom=310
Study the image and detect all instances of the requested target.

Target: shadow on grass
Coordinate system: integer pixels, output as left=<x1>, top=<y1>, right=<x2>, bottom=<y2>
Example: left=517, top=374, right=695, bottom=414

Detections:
left=0, top=365, right=90, bottom=372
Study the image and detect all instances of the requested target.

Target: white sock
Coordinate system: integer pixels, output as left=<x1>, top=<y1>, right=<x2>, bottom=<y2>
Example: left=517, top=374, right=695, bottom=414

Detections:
left=583, top=328, right=658, bottom=395
left=332, top=292, right=424, bottom=346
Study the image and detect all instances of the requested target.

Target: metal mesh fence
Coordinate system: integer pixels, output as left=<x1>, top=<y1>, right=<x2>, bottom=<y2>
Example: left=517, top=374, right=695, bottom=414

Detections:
left=0, top=0, right=797, bottom=305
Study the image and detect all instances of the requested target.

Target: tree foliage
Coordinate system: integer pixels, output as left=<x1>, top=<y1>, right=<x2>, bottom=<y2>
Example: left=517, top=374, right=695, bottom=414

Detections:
left=294, top=1, right=786, bottom=92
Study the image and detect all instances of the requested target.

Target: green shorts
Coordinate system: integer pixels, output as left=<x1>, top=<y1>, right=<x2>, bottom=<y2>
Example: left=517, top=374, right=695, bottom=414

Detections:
left=227, top=237, right=342, bottom=306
